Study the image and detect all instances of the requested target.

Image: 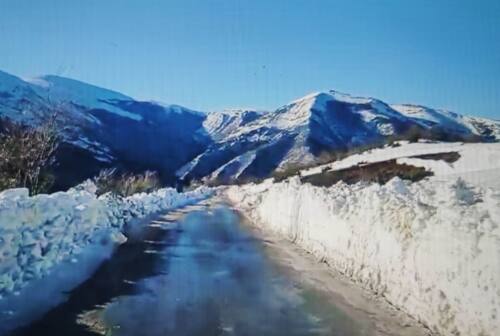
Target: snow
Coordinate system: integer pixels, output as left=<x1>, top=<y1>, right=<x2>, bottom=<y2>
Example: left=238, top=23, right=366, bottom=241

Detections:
left=0, top=71, right=27, bottom=93
left=392, top=104, right=500, bottom=139
left=151, top=102, right=205, bottom=117
left=275, top=91, right=404, bottom=131
left=226, top=142, right=500, bottom=336
left=0, top=182, right=212, bottom=332
left=69, top=137, right=115, bottom=162
left=203, top=109, right=267, bottom=142
left=271, top=93, right=321, bottom=129
left=209, top=151, right=257, bottom=182
left=203, top=111, right=247, bottom=141
left=26, top=75, right=143, bottom=121
left=0, top=240, right=115, bottom=334
left=397, top=143, right=500, bottom=189
left=302, top=141, right=500, bottom=189
left=291, top=90, right=371, bottom=106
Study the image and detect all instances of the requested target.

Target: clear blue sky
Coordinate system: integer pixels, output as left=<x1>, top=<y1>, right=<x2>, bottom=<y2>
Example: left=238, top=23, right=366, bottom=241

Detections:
left=0, top=0, right=499, bottom=118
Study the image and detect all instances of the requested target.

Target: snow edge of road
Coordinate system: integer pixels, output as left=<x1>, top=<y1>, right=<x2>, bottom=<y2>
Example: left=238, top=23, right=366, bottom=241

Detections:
left=0, top=182, right=213, bottom=334
left=225, top=177, right=500, bottom=336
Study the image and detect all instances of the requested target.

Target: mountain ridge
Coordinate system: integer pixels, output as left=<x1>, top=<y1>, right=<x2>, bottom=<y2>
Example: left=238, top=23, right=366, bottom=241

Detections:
left=1, top=69, right=498, bottom=187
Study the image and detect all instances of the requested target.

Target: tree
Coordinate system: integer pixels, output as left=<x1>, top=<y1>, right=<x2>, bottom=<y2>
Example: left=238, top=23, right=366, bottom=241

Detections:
left=0, top=116, right=59, bottom=194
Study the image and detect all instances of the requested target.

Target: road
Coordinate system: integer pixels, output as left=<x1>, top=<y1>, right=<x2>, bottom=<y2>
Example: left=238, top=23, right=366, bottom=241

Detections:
left=11, top=199, right=427, bottom=336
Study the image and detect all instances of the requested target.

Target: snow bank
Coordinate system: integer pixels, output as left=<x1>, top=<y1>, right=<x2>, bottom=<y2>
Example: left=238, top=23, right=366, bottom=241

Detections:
left=227, top=176, right=500, bottom=336
left=0, top=182, right=212, bottom=297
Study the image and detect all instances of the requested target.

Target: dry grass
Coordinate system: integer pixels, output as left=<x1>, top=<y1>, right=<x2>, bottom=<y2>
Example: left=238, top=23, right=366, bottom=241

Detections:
left=93, top=168, right=161, bottom=196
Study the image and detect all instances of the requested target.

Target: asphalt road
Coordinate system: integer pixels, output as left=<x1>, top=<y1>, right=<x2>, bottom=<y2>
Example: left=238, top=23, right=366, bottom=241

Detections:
left=11, top=200, right=424, bottom=336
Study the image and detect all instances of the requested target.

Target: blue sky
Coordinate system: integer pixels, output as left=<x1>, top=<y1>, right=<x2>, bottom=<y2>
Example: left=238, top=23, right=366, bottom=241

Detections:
left=0, top=0, right=499, bottom=118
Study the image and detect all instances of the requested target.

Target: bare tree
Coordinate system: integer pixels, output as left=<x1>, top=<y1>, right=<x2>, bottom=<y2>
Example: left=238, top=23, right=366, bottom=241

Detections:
left=0, top=116, right=59, bottom=194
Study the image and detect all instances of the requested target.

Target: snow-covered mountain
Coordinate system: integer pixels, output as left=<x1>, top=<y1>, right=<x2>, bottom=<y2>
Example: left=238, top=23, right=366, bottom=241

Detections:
left=179, top=90, right=500, bottom=184
left=1, top=69, right=498, bottom=187
left=391, top=103, right=500, bottom=140
left=0, top=70, right=209, bottom=189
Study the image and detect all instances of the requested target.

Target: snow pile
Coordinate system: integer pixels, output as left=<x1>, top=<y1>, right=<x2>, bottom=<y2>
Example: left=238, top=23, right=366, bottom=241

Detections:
left=0, top=182, right=212, bottom=297
left=227, top=175, right=500, bottom=335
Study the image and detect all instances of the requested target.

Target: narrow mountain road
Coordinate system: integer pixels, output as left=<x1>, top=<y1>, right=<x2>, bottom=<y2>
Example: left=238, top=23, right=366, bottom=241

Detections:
left=10, top=199, right=428, bottom=336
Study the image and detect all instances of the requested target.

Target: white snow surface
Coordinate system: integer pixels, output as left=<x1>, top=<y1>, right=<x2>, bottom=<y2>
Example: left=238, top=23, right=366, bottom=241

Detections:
left=392, top=104, right=500, bottom=139
left=226, top=143, right=500, bottom=336
left=303, top=141, right=500, bottom=188
left=208, top=151, right=257, bottom=182
left=27, top=75, right=143, bottom=121
left=0, top=182, right=212, bottom=317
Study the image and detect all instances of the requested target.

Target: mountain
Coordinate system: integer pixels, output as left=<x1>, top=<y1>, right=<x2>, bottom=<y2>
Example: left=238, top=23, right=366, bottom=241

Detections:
left=1, top=69, right=498, bottom=188
left=0, top=70, right=210, bottom=190
left=179, top=90, right=500, bottom=184
left=391, top=104, right=500, bottom=140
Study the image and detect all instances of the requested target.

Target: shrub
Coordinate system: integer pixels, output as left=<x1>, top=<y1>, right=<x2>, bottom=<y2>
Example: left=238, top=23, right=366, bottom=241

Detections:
left=93, top=169, right=161, bottom=196
left=271, top=166, right=302, bottom=183
left=0, top=117, right=59, bottom=195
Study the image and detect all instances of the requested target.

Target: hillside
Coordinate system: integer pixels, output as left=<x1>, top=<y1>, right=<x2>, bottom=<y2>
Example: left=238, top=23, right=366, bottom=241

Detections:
left=179, top=90, right=500, bottom=184
left=0, top=70, right=210, bottom=189
left=1, top=69, right=498, bottom=189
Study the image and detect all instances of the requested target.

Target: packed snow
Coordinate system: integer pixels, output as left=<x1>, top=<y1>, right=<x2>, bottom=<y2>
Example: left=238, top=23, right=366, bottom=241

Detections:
left=226, top=142, right=500, bottom=336
left=0, top=182, right=212, bottom=332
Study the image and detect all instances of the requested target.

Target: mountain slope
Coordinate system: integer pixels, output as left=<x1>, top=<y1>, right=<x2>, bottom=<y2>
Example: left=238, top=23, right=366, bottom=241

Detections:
left=0, top=70, right=210, bottom=190
left=179, top=90, right=499, bottom=184
left=1, top=69, right=498, bottom=188
left=391, top=104, right=500, bottom=140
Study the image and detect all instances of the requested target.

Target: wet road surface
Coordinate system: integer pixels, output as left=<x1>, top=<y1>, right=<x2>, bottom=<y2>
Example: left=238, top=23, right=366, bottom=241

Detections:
left=10, top=200, right=395, bottom=336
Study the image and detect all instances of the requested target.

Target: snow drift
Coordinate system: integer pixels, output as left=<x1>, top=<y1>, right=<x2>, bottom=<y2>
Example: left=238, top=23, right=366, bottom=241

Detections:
left=0, top=182, right=212, bottom=299
left=226, top=144, right=500, bottom=336
left=0, top=182, right=212, bottom=333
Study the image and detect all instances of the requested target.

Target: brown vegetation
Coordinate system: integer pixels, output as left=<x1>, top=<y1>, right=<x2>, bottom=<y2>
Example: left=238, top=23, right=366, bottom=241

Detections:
left=409, top=151, right=460, bottom=163
left=0, top=117, right=59, bottom=194
left=93, top=168, right=161, bottom=196
left=300, top=160, right=432, bottom=187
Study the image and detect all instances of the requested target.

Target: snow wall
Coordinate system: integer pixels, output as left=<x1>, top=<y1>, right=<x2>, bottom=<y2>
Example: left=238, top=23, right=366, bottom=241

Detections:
left=0, top=182, right=212, bottom=297
left=227, top=177, right=500, bottom=336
